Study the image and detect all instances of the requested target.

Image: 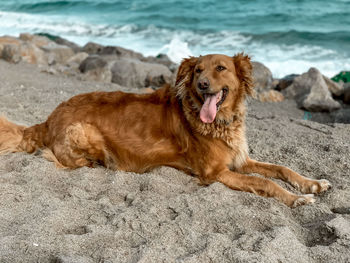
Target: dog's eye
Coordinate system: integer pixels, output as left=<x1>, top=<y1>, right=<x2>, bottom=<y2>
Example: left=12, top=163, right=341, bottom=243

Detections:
left=195, top=68, right=202, bottom=73
left=216, top=65, right=226, bottom=72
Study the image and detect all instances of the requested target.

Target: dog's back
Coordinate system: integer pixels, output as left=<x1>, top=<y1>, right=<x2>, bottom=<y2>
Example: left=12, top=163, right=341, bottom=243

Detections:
left=0, top=86, right=193, bottom=172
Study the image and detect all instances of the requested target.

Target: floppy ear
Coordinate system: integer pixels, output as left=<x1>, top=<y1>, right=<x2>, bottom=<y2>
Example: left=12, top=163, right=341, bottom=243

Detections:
left=174, top=56, right=198, bottom=99
left=233, top=53, right=254, bottom=96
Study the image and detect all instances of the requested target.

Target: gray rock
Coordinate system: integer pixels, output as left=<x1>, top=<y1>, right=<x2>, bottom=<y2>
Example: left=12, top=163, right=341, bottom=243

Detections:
left=142, top=54, right=177, bottom=72
left=66, top=52, right=89, bottom=68
left=303, top=86, right=341, bottom=112
left=78, top=55, right=111, bottom=82
left=20, top=42, right=48, bottom=65
left=99, top=45, right=144, bottom=60
left=1, top=44, right=21, bottom=63
left=1, top=35, right=49, bottom=65
left=280, top=72, right=344, bottom=97
left=32, top=33, right=81, bottom=53
left=252, top=61, right=273, bottom=92
left=82, top=43, right=144, bottom=61
left=81, top=67, right=112, bottom=83
left=19, top=33, right=51, bottom=48
left=343, top=84, right=350, bottom=104
left=51, top=36, right=81, bottom=53
left=79, top=55, right=107, bottom=73
left=82, top=42, right=104, bottom=54
left=284, top=67, right=341, bottom=112
left=41, top=42, right=74, bottom=65
left=0, top=36, right=22, bottom=51
left=111, top=58, right=173, bottom=88
left=323, top=75, right=344, bottom=96
left=275, top=74, right=299, bottom=91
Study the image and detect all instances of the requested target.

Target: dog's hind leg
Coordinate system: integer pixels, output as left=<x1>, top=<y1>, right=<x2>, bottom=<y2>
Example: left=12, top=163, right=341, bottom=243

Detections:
left=46, top=122, right=115, bottom=169
left=237, top=158, right=331, bottom=194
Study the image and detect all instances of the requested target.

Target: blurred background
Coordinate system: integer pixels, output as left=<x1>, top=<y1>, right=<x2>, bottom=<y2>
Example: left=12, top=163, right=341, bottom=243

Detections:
left=0, top=0, right=349, bottom=77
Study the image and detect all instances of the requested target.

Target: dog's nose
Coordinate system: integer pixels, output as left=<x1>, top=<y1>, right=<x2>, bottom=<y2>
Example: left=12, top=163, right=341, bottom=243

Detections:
left=198, top=78, right=210, bottom=90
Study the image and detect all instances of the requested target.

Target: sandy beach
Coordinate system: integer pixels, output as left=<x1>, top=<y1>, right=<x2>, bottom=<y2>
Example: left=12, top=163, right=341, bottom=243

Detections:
left=0, top=59, right=349, bottom=262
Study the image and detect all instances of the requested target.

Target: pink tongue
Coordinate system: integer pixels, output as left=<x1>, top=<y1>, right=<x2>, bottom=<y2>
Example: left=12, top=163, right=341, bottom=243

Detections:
left=200, top=94, right=219, bottom=123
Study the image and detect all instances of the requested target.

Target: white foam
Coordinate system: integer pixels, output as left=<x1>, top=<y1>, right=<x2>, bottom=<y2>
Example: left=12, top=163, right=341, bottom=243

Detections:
left=246, top=42, right=348, bottom=78
left=264, top=59, right=350, bottom=78
left=156, top=37, right=193, bottom=63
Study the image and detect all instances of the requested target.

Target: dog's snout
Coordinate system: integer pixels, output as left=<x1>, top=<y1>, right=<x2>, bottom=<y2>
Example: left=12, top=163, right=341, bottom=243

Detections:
left=198, top=78, right=210, bottom=91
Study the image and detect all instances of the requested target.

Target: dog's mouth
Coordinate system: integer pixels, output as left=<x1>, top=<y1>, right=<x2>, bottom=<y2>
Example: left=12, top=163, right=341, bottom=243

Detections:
left=200, top=87, right=228, bottom=123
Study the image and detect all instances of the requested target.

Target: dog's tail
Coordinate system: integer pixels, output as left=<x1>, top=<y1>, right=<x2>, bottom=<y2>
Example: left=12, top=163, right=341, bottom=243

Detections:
left=0, top=116, right=46, bottom=155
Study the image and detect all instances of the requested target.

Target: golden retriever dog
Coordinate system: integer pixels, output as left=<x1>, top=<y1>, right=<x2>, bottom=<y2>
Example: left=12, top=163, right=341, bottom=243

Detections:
left=0, top=53, right=331, bottom=207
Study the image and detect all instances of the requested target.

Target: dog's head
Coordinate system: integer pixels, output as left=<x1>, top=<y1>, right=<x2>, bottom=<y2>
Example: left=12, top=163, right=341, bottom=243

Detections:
left=175, top=53, right=253, bottom=124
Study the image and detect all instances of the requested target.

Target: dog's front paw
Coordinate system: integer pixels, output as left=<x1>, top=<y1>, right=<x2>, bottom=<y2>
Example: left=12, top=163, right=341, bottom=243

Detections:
left=292, top=194, right=316, bottom=208
left=299, top=179, right=332, bottom=194
left=312, top=179, right=332, bottom=193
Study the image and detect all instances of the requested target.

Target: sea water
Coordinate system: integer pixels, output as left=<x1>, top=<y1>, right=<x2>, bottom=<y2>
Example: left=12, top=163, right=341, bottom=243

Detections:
left=0, top=0, right=349, bottom=77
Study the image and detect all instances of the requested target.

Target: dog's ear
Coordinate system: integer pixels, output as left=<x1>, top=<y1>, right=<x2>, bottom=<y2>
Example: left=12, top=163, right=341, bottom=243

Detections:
left=233, top=53, right=254, bottom=97
left=174, top=57, right=198, bottom=98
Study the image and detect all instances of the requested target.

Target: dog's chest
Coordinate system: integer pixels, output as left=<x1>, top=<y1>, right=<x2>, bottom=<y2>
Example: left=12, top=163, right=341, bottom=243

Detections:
left=219, top=129, right=249, bottom=170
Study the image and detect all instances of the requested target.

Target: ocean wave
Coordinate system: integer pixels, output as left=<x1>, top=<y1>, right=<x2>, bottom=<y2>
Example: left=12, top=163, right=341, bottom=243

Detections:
left=1, top=0, right=113, bottom=13
left=248, top=30, right=350, bottom=54
left=0, top=10, right=349, bottom=77
left=12, top=1, right=86, bottom=12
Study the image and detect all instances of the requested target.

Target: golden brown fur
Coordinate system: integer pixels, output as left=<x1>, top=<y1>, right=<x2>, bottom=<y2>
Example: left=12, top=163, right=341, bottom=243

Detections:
left=0, top=53, right=331, bottom=207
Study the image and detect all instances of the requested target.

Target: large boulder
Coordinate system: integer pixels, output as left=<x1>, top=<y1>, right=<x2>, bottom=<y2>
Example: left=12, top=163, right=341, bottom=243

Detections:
left=0, top=36, right=21, bottom=52
left=78, top=55, right=111, bottom=82
left=284, top=68, right=341, bottom=112
left=66, top=52, right=89, bottom=68
left=0, top=34, right=74, bottom=66
left=111, top=58, right=173, bottom=88
left=0, top=41, right=47, bottom=65
left=54, top=37, right=81, bottom=53
left=41, top=42, right=75, bottom=65
left=1, top=44, right=21, bottom=63
left=278, top=72, right=344, bottom=96
left=142, top=54, right=177, bottom=72
left=82, top=42, right=104, bottom=54
left=252, top=61, right=273, bottom=93
left=26, top=33, right=81, bottom=53
left=0, top=36, right=22, bottom=63
left=19, top=42, right=48, bottom=65
left=275, top=74, right=299, bottom=91
left=19, top=33, right=51, bottom=48
left=323, top=75, right=344, bottom=96
left=82, top=42, right=144, bottom=60
left=79, top=55, right=107, bottom=73
left=99, top=46, right=144, bottom=60
left=8, top=33, right=74, bottom=65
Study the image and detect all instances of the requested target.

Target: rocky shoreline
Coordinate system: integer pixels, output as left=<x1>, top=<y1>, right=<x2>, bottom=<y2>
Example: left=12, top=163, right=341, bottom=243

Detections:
left=0, top=33, right=349, bottom=124
left=0, top=33, right=349, bottom=262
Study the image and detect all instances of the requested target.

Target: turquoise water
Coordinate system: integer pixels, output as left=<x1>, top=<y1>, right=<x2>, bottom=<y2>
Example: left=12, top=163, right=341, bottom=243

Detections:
left=0, top=0, right=349, bottom=77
